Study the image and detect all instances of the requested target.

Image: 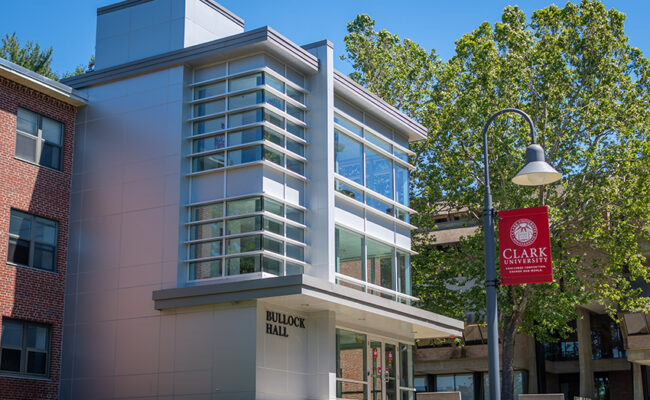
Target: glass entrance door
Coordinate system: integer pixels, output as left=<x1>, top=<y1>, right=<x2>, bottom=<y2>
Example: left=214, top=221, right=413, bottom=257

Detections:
left=370, top=341, right=383, bottom=400
left=369, top=340, right=398, bottom=400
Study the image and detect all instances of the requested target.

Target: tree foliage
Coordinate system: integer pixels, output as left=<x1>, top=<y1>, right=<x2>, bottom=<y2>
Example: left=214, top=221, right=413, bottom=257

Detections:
left=343, top=1, right=650, bottom=399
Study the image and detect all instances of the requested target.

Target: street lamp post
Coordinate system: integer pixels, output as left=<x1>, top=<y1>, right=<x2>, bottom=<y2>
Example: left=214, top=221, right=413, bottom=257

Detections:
left=481, top=108, right=561, bottom=400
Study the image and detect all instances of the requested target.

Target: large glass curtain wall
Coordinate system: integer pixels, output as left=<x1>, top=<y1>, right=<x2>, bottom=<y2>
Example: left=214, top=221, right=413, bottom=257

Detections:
left=334, top=112, right=411, bottom=222
left=190, top=70, right=307, bottom=176
left=335, top=226, right=411, bottom=302
left=186, top=196, right=306, bottom=281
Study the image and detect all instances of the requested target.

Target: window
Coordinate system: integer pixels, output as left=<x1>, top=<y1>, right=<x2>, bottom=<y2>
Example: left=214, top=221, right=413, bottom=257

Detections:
left=15, top=108, right=64, bottom=170
left=8, top=210, right=57, bottom=271
left=0, top=319, right=49, bottom=376
left=336, top=329, right=367, bottom=399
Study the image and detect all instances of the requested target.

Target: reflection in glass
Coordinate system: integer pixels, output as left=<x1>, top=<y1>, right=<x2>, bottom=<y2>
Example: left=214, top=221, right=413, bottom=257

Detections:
left=335, top=113, right=363, bottom=136
left=336, top=329, right=367, bottom=400
left=194, top=99, right=225, bottom=117
left=194, top=81, right=226, bottom=99
left=189, top=260, right=221, bottom=280
left=226, top=216, right=261, bottom=235
left=193, top=134, right=225, bottom=153
left=366, top=238, right=394, bottom=294
left=227, top=146, right=262, bottom=166
left=395, top=165, right=409, bottom=207
left=286, top=205, right=304, bottom=224
left=226, top=197, right=262, bottom=216
left=190, top=221, right=223, bottom=240
left=229, top=73, right=263, bottom=92
left=335, top=131, right=363, bottom=185
left=193, top=116, right=225, bottom=135
left=189, top=240, right=222, bottom=259
left=335, top=227, right=364, bottom=281
left=192, top=153, right=225, bottom=172
left=366, top=148, right=393, bottom=199
left=191, top=202, right=223, bottom=221
left=335, top=180, right=363, bottom=201
left=226, top=255, right=260, bottom=275
left=228, top=91, right=262, bottom=110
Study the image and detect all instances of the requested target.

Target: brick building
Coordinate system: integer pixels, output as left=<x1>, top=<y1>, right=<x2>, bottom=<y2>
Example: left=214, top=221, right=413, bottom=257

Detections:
left=0, top=58, right=85, bottom=399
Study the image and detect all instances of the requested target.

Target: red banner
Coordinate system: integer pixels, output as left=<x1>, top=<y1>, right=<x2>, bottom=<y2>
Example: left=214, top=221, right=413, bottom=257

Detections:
left=498, top=206, right=553, bottom=285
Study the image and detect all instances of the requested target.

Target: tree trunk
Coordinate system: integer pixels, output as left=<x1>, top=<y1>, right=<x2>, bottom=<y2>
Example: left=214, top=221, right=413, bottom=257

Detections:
left=501, top=313, right=518, bottom=400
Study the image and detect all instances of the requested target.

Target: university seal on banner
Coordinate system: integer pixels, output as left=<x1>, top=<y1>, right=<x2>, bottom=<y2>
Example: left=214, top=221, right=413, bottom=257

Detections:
left=509, top=218, right=538, bottom=247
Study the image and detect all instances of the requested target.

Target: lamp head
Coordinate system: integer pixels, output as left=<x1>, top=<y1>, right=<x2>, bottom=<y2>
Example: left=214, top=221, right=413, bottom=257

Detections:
left=512, top=144, right=562, bottom=186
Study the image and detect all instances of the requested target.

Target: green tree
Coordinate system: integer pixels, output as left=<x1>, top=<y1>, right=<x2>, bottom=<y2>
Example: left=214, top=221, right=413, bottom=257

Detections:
left=0, top=32, right=56, bottom=79
left=342, top=1, right=650, bottom=399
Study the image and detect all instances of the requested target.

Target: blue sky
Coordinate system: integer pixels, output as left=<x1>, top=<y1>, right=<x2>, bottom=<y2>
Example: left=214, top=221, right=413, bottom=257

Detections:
left=1, top=0, right=648, bottom=77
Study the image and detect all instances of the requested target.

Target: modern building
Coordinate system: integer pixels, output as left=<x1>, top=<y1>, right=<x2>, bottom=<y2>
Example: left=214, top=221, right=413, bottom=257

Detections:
left=0, top=58, right=86, bottom=398
left=413, top=212, right=650, bottom=400
left=59, top=0, right=463, bottom=399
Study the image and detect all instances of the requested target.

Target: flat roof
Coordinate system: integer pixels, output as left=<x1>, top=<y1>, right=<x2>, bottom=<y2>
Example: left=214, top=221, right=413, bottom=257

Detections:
left=0, top=57, right=87, bottom=106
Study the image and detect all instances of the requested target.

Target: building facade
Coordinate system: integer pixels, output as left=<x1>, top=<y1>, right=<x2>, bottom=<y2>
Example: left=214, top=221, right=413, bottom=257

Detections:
left=59, top=0, right=463, bottom=399
left=0, top=59, right=85, bottom=398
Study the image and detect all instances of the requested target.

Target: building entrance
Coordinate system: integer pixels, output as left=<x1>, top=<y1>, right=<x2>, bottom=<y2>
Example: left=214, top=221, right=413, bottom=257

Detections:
left=369, top=340, right=398, bottom=400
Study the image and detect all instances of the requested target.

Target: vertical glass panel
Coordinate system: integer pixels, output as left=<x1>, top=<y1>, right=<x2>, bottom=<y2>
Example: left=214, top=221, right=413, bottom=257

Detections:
left=15, top=133, right=37, bottom=162
left=17, top=108, right=38, bottom=135
left=395, top=165, right=409, bottom=207
left=286, top=157, right=304, bottom=175
left=385, top=344, right=397, bottom=400
left=400, top=391, right=415, bottom=400
left=264, top=73, right=284, bottom=93
left=193, top=116, right=225, bottom=135
left=286, top=244, right=304, bottom=261
left=189, top=260, right=221, bottom=280
left=226, top=255, right=260, bottom=275
left=263, top=128, right=283, bottom=146
left=263, top=236, right=283, bottom=255
left=192, top=153, right=225, bottom=172
left=9, top=210, right=31, bottom=238
left=226, top=197, right=262, bottom=216
left=226, top=234, right=261, bottom=254
left=8, top=238, right=30, bottom=265
left=189, top=240, right=222, bottom=259
left=226, top=216, right=261, bottom=235
left=263, top=110, right=284, bottom=129
left=193, top=134, right=226, bottom=153
left=194, top=81, right=226, bottom=99
left=397, top=252, right=411, bottom=295
left=455, top=374, right=474, bottom=400
left=263, top=198, right=284, bottom=217
left=33, top=244, right=55, bottom=271
left=367, top=195, right=394, bottom=216
left=40, top=143, right=61, bottom=170
left=263, top=217, right=283, bottom=235
left=414, top=377, right=427, bottom=392
left=336, top=329, right=367, bottom=386
left=436, top=375, right=455, bottom=392
left=366, top=148, right=394, bottom=199
left=34, top=218, right=57, bottom=245
left=286, top=67, right=304, bottom=87
left=286, top=138, right=304, bottom=156
left=193, top=99, right=225, bottom=117
left=285, top=225, right=304, bottom=242
left=335, top=227, right=363, bottom=281
left=190, top=221, right=223, bottom=240
left=366, top=132, right=392, bottom=153
left=42, top=118, right=63, bottom=145
left=191, top=202, right=223, bottom=221
left=263, top=147, right=283, bottom=166
left=286, top=86, right=304, bottom=103
left=226, top=145, right=262, bottom=166
left=286, top=121, right=304, bottom=138
left=394, top=147, right=409, bottom=162
left=335, top=131, right=363, bottom=185
left=286, top=262, right=303, bottom=275
left=335, top=180, right=363, bottom=202
left=26, top=325, right=47, bottom=350
left=286, top=206, right=304, bottom=224
left=395, top=208, right=410, bottom=223
left=366, top=238, right=394, bottom=292
left=370, top=341, right=382, bottom=400
left=399, top=343, right=414, bottom=388
left=286, top=103, right=304, bottom=121
left=228, top=109, right=262, bottom=128
left=1, top=320, right=23, bottom=347
left=262, top=256, right=281, bottom=275
left=264, top=91, right=284, bottom=110
left=229, top=73, right=263, bottom=92
left=228, top=91, right=263, bottom=110
left=334, top=114, right=363, bottom=136
left=228, top=128, right=262, bottom=147
left=1, top=348, right=21, bottom=372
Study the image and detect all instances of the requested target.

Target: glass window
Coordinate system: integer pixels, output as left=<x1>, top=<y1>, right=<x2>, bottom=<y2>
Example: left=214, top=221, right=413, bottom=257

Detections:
left=335, top=227, right=364, bottom=281
left=396, top=208, right=410, bottom=223
left=336, top=329, right=367, bottom=399
left=334, top=113, right=363, bottom=136
left=194, top=81, right=226, bottom=99
left=286, top=243, right=304, bottom=261
left=228, top=128, right=262, bottom=147
left=263, top=217, right=283, bottom=236
left=286, top=86, right=304, bottom=104
left=395, top=165, right=409, bottom=207
left=191, top=202, right=223, bottom=221
left=286, top=262, right=303, bottom=275
left=189, top=240, right=222, bottom=259
left=437, top=374, right=474, bottom=400
left=0, top=319, right=49, bottom=377
left=286, top=157, right=304, bottom=175
left=263, top=128, right=283, bottom=146
left=228, top=91, right=263, bottom=110
left=263, top=110, right=284, bottom=129
left=400, top=343, right=414, bottom=388
left=226, top=235, right=261, bottom=254
left=190, top=221, right=223, bottom=240
left=286, top=121, right=304, bottom=138
left=263, top=236, right=283, bottom=255
left=335, top=180, right=364, bottom=202
left=7, top=210, right=57, bottom=271
left=335, top=131, right=363, bottom=185
left=189, top=260, right=221, bottom=280
left=228, top=109, right=262, bottom=128
left=366, top=132, right=392, bottom=153
left=226, top=197, right=262, bottom=216
left=226, top=255, right=260, bottom=275
left=193, top=116, right=225, bottom=135
left=194, top=99, right=225, bottom=117
left=15, top=108, right=64, bottom=170
left=397, top=252, right=411, bottom=295
left=263, top=198, right=284, bottom=217
left=366, top=148, right=394, bottom=199
left=263, top=147, right=284, bottom=166
left=262, top=256, right=281, bottom=275
left=286, top=225, right=304, bottom=242
left=264, top=91, right=284, bottom=111
left=193, top=134, right=225, bottom=153
left=394, top=147, right=409, bottom=162
left=286, top=138, right=304, bottom=156
left=227, top=145, right=262, bottom=166
left=286, top=103, right=304, bottom=121
left=226, top=216, right=262, bottom=235
left=286, top=205, right=304, bottom=224
left=192, top=153, right=225, bottom=172
left=367, top=195, right=394, bottom=217
left=366, top=238, right=394, bottom=293
left=229, top=73, right=263, bottom=92
left=264, top=73, right=284, bottom=93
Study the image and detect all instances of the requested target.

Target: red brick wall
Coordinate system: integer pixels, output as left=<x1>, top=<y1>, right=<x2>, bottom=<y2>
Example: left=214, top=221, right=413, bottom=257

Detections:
left=0, top=76, right=77, bottom=399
